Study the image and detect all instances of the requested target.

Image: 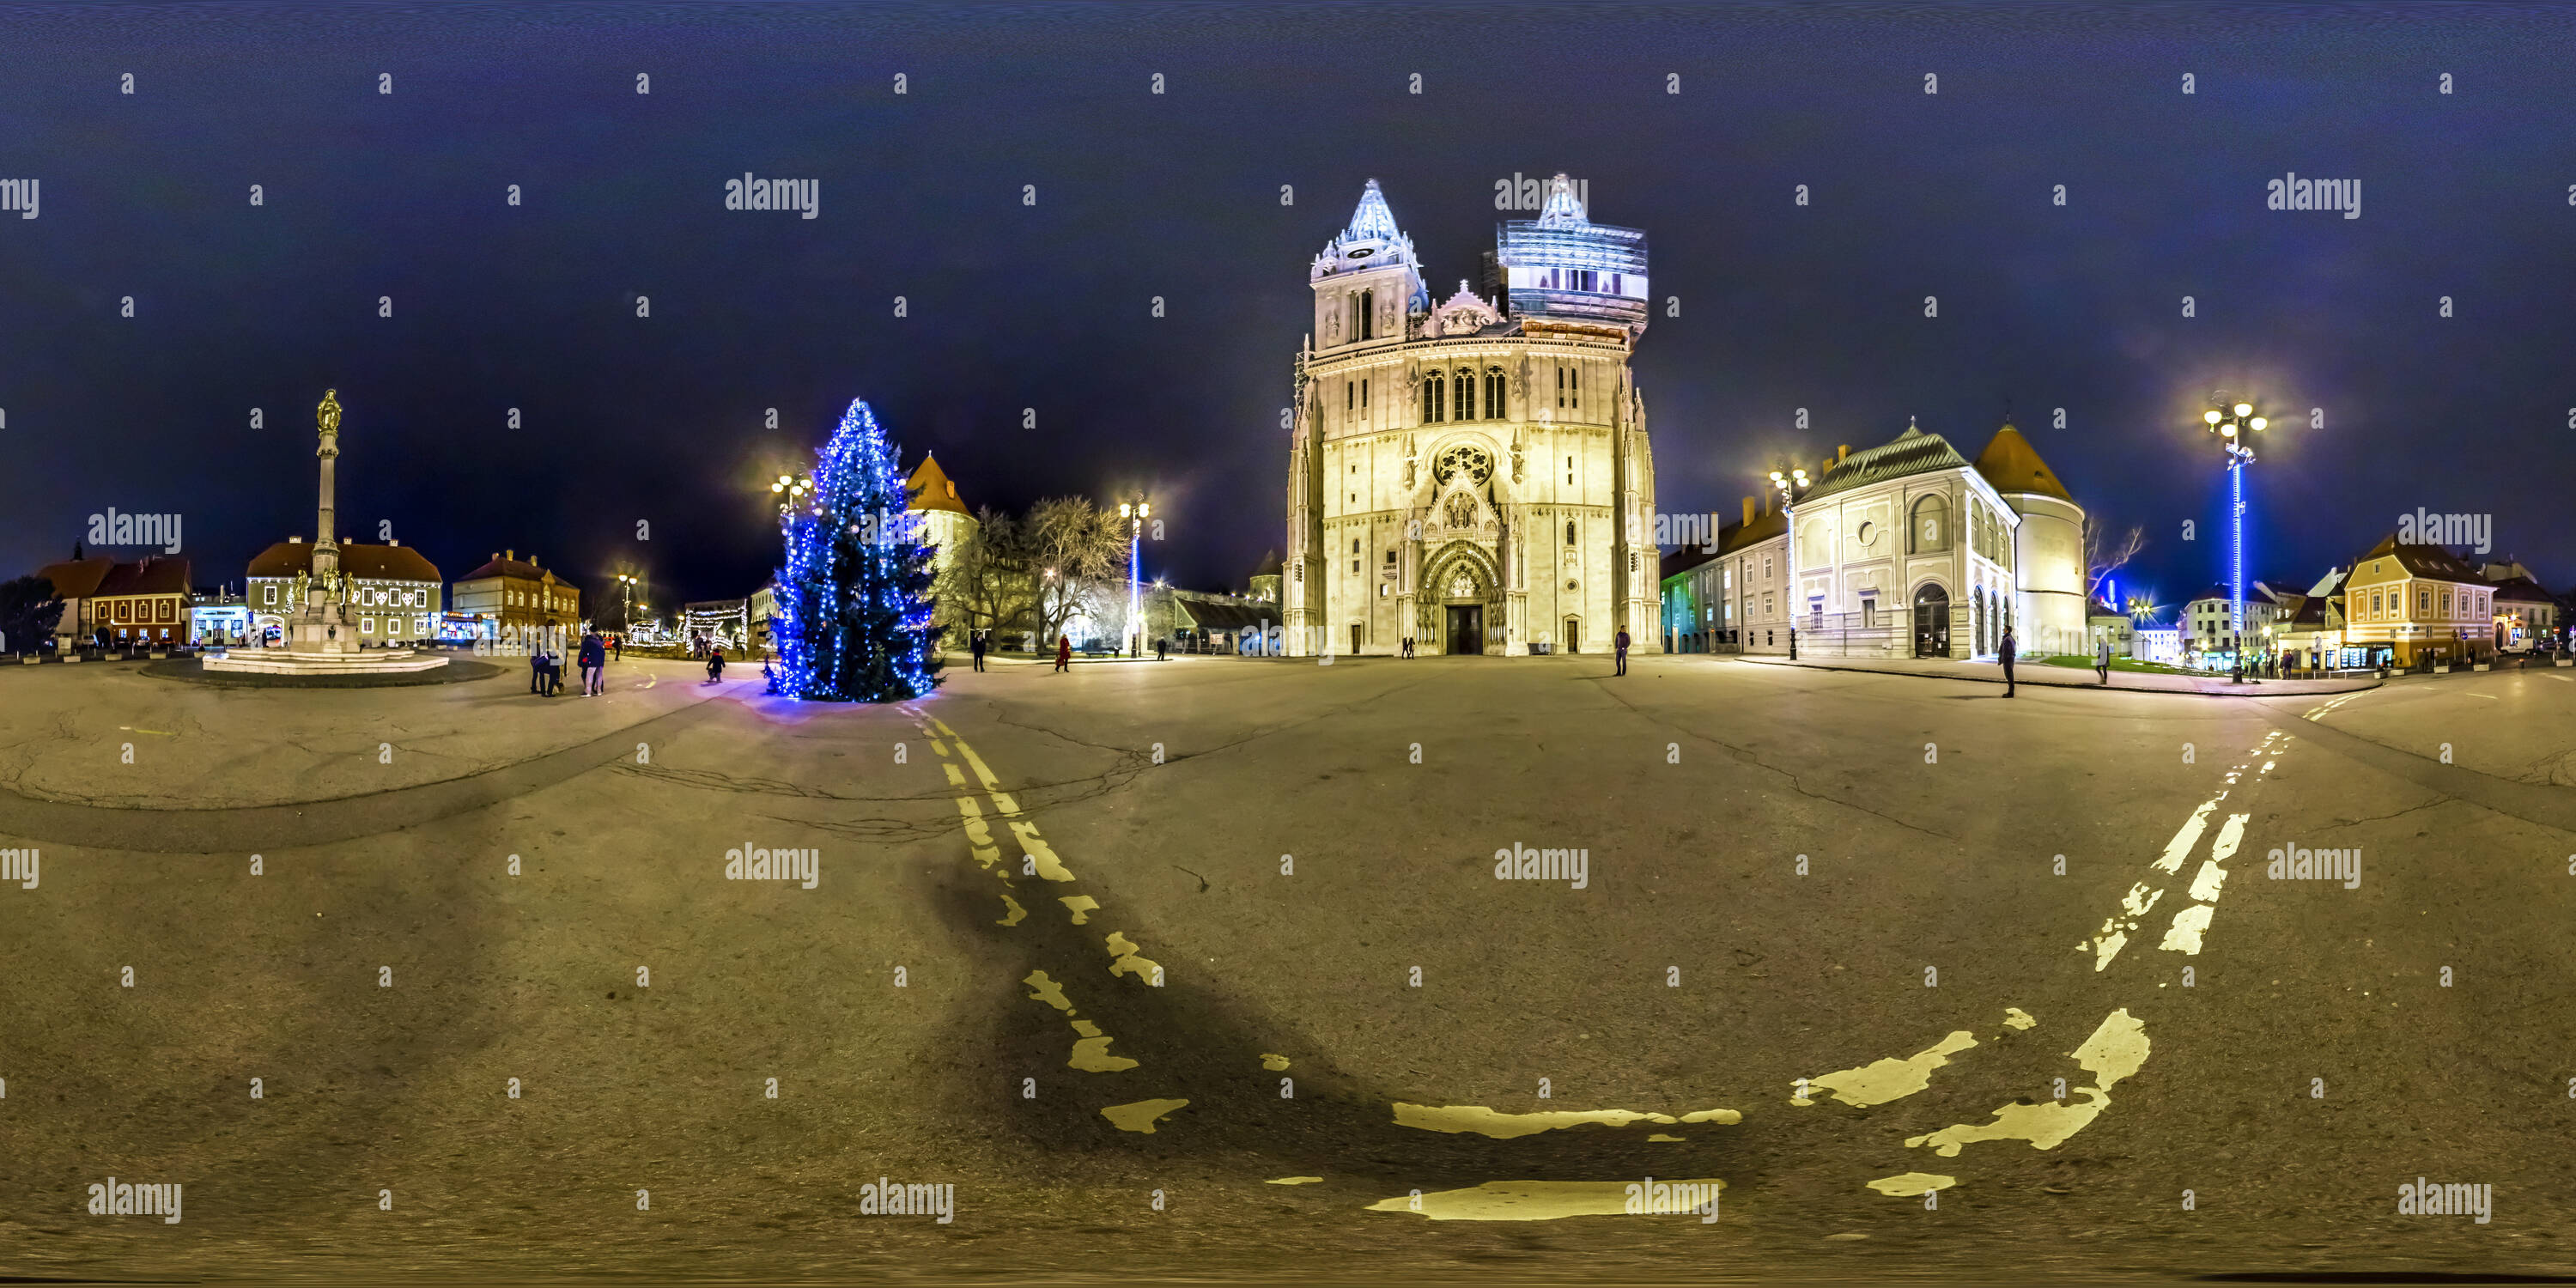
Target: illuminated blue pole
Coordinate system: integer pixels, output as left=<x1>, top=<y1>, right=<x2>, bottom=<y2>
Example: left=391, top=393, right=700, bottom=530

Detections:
left=2230, top=453, right=2245, bottom=683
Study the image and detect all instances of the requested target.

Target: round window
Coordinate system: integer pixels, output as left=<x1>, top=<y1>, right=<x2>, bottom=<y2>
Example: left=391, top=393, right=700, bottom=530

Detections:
left=1857, top=520, right=1875, bottom=544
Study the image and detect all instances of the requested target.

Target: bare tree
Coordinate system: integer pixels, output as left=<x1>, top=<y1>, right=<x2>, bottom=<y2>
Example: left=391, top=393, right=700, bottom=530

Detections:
left=2084, top=519, right=2147, bottom=603
left=937, top=507, right=1038, bottom=642
left=1027, top=496, right=1127, bottom=648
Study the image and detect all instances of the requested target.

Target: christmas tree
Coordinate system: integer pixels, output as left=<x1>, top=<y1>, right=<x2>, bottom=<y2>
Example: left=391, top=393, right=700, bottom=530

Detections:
left=769, top=399, right=944, bottom=702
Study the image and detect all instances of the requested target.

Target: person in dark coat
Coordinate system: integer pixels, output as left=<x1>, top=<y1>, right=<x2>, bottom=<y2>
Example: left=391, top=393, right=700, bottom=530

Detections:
left=530, top=646, right=544, bottom=696
left=1054, top=635, right=1072, bottom=673
left=611, top=635, right=623, bottom=662
left=970, top=629, right=987, bottom=672
left=706, top=647, right=726, bottom=683
left=1615, top=628, right=1631, bottom=677
left=580, top=631, right=606, bottom=696
left=1999, top=627, right=2018, bottom=697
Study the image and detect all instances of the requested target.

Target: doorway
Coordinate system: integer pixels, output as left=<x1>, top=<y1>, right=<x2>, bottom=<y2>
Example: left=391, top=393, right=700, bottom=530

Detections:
left=1445, top=605, right=1484, bottom=654
left=1913, top=584, right=1952, bottom=658
left=1562, top=618, right=1579, bottom=653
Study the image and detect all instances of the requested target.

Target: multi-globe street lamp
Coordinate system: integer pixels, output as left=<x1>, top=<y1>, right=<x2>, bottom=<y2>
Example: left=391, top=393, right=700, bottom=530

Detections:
left=616, top=573, right=640, bottom=634
left=2202, top=393, right=2269, bottom=683
left=1118, top=498, right=1150, bottom=658
left=769, top=472, right=813, bottom=523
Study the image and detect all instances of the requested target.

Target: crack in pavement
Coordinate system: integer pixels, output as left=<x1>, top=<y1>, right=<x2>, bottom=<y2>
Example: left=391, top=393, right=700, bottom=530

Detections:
left=2260, top=698, right=2576, bottom=841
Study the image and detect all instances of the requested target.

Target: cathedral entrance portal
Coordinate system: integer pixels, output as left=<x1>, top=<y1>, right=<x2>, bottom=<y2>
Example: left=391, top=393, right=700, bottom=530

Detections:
left=1445, top=605, right=1484, bottom=654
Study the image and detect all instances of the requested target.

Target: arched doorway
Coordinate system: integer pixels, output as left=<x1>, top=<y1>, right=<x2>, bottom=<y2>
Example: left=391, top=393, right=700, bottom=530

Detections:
left=1423, top=541, right=1498, bottom=656
left=1913, top=583, right=1951, bottom=658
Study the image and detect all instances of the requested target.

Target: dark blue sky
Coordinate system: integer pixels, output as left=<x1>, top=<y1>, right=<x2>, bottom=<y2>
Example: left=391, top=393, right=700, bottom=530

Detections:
left=6, top=2, right=2573, bottom=615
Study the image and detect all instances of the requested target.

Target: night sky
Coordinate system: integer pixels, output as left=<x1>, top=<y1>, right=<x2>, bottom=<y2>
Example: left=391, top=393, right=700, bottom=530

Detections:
left=8, top=2, right=2575, bottom=615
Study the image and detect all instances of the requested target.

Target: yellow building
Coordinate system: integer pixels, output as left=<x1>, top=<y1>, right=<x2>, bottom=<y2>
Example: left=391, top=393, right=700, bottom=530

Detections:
left=453, top=550, right=582, bottom=636
left=906, top=452, right=981, bottom=637
left=2341, top=533, right=2493, bottom=665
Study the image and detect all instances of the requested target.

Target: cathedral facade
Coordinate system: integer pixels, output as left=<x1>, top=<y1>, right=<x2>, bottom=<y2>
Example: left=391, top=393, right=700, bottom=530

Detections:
left=1285, top=175, right=1660, bottom=657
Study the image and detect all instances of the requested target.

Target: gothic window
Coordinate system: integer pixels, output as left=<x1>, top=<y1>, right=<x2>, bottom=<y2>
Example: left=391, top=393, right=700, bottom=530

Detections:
left=1485, top=368, right=1506, bottom=419
left=1346, top=382, right=1355, bottom=410
left=1564, top=521, right=1577, bottom=546
left=1455, top=370, right=1474, bottom=421
left=1556, top=366, right=1564, bottom=407
left=1911, top=494, right=1949, bottom=554
left=1359, top=290, right=1374, bottom=341
left=1425, top=374, right=1444, bottom=422
left=1566, top=455, right=1573, bottom=485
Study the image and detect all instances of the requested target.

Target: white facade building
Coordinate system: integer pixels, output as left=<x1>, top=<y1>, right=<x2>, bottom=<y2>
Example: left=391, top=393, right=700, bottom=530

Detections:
left=1284, top=175, right=1659, bottom=656
left=1770, top=419, right=2083, bottom=659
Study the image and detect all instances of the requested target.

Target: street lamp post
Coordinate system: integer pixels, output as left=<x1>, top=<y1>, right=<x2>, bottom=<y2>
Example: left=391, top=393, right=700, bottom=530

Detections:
left=1118, top=499, right=1150, bottom=658
left=2202, top=394, right=2269, bottom=684
left=1767, top=463, right=1808, bottom=658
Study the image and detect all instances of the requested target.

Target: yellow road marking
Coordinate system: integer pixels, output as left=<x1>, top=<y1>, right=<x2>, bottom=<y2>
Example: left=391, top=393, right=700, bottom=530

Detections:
left=1101, top=1098, right=1188, bottom=1133
left=1394, top=1103, right=1740, bottom=1139
left=1905, top=1009, right=2149, bottom=1157
left=1795, top=1030, right=1977, bottom=1108
left=1366, top=1179, right=1723, bottom=1222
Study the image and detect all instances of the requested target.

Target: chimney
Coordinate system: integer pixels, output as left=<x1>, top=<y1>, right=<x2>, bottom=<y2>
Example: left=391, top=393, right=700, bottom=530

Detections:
left=1839, top=444, right=1850, bottom=461
left=1741, top=496, right=1755, bottom=526
left=1759, top=492, right=1770, bottom=517
left=506, top=550, right=514, bottom=562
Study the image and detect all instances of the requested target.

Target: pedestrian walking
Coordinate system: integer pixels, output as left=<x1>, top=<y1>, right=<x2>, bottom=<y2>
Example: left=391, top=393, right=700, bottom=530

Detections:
left=1155, top=636, right=1168, bottom=661
left=970, top=629, right=987, bottom=672
left=2096, top=637, right=2112, bottom=685
left=611, top=635, right=623, bottom=662
left=1054, top=635, right=1072, bottom=673
left=1615, top=628, right=1631, bottom=677
left=580, top=631, right=606, bottom=696
left=705, top=647, right=726, bottom=684
left=2000, top=627, right=2019, bottom=697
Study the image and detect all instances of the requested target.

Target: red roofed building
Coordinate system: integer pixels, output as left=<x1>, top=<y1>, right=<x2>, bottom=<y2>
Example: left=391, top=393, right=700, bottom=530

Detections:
left=453, top=550, right=581, bottom=635
left=246, top=538, right=444, bottom=647
left=36, top=554, right=192, bottom=647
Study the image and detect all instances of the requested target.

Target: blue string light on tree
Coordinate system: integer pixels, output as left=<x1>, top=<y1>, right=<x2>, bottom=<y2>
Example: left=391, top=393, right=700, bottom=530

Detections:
left=769, top=398, right=944, bottom=702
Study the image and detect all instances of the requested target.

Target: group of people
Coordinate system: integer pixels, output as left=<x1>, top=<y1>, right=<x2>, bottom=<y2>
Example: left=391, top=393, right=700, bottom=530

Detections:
left=524, top=631, right=639, bottom=696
